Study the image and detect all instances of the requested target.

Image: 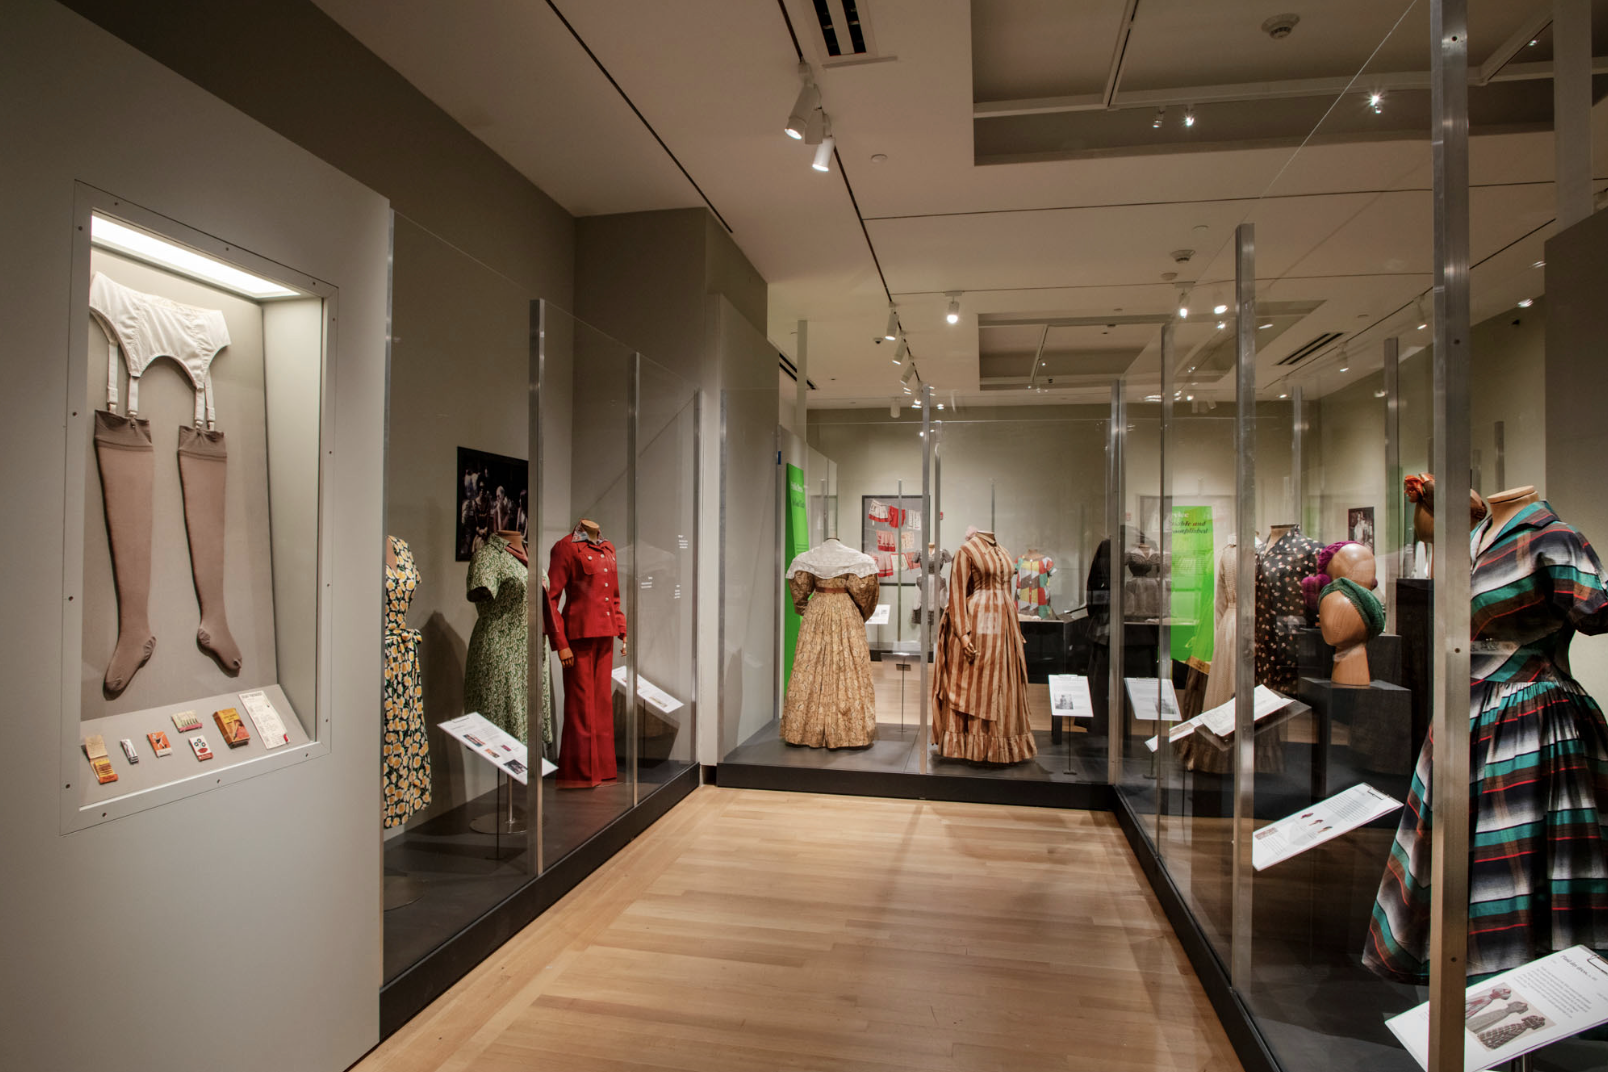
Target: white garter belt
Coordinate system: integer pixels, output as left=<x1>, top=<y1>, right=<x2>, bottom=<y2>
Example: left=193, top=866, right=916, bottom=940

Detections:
left=89, top=272, right=231, bottom=427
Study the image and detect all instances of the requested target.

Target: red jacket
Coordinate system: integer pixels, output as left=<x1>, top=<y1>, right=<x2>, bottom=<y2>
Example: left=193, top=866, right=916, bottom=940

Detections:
left=546, top=533, right=627, bottom=650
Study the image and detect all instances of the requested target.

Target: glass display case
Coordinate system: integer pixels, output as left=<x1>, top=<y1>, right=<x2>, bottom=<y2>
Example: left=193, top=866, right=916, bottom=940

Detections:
left=379, top=231, right=700, bottom=1018
left=62, top=189, right=333, bottom=831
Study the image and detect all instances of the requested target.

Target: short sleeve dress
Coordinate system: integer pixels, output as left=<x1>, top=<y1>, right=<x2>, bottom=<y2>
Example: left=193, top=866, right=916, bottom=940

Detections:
left=1366, top=501, right=1608, bottom=983
left=464, top=534, right=529, bottom=742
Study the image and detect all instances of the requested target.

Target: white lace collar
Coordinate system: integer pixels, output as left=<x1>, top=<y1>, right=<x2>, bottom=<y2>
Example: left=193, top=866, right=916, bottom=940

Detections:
left=787, top=538, right=877, bottom=579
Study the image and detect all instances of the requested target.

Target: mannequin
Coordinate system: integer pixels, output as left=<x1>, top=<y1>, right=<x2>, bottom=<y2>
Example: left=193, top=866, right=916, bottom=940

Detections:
left=782, top=536, right=879, bottom=748
left=547, top=519, right=628, bottom=788
left=496, top=528, right=526, bottom=559
left=1312, top=543, right=1383, bottom=686
left=465, top=528, right=531, bottom=741
left=1477, top=485, right=1540, bottom=555
left=1404, top=473, right=1490, bottom=577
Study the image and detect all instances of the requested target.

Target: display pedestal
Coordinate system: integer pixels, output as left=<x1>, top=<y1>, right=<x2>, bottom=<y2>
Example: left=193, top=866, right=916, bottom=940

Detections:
left=1296, top=626, right=1403, bottom=686
left=1396, top=578, right=1432, bottom=761
left=383, top=872, right=424, bottom=911
left=469, top=773, right=527, bottom=834
left=1297, top=676, right=1413, bottom=801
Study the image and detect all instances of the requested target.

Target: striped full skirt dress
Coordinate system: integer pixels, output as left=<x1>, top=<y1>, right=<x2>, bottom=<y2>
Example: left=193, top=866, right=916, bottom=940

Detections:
left=931, top=532, right=1037, bottom=764
left=1365, top=501, right=1608, bottom=983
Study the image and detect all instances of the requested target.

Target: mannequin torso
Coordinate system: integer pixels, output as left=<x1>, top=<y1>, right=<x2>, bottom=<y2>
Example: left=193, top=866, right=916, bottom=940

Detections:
left=1478, top=486, right=1541, bottom=556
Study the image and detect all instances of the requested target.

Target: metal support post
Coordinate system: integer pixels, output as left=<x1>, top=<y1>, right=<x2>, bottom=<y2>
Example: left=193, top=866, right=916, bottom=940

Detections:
left=1383, top=338, right=1402, bottom=633
left=1428, top=1, right=1473, bottom=1068
left=1154, top=322, right=1175, bottom=843
left=1231, top=222, right=1257, bottom=988
left=1105, top=381, right=1126, bottom=789
left=919, top=384, right=933, bottom=774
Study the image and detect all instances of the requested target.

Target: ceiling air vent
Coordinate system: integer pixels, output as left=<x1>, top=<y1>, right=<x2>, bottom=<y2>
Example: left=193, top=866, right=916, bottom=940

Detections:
left=808, top=0, right=882, bottom=64
left=1277, top=332, right=1344, bottom=367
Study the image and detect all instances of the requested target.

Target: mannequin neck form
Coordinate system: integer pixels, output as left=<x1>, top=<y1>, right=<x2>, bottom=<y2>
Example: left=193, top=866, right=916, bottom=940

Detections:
left=385, top=536, right=398, bottom=570
left=496, top=529, right=525, bottom=553
left=1479, top=487, right=1540, bottom=553
left=576, top=518, right=601, bottom=541
left=1267, top=523, right=1298, bottom=548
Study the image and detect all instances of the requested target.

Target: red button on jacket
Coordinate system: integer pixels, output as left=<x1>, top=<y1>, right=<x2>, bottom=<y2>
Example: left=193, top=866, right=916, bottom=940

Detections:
left=546, top=534, right=628, bottom=651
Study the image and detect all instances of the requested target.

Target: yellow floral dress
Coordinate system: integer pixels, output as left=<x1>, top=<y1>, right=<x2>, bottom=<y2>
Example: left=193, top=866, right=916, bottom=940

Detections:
left=383, top=535, right=431, bottom=826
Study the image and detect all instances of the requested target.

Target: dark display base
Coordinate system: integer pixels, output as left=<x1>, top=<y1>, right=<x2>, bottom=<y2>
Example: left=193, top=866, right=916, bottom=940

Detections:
left=1298, top=676, right=1415, bottom=803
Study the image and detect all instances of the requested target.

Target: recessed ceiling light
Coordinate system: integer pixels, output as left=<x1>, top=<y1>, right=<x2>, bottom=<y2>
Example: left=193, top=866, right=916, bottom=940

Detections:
left=1279, top=393, right=1288, bottom=399
left=1213, top=304, right=1228, bottom=315
left=1339, top=366, right=1349, bottom=373
left=1259, top=322, right=1273, bottom=330
left=91, top=216, right=298, bottom=299
left=1517, top=298, right=1534, bottom=308
left=1417, top=322, right=1427, bottom=330
left=1533, top=260, right=1545, bottom=268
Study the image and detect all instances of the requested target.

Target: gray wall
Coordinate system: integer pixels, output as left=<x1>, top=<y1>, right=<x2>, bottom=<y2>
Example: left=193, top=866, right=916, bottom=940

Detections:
left=1546, top=208, right=1608, bottom=702
left=1, top=5, right=391, bottom=1071
left=59, top=0, right=574, bottom=305
left=574, top=208, right=777, bottom=764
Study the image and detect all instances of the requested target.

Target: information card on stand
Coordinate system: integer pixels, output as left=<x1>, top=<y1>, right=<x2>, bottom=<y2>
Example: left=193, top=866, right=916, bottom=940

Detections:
left=1251, top=782, right=1402, bottom=870
left=1124, top=677, right=1182, bottom=721
left=439, top=713, right=555, bottom=784
left=1387, top=945, right=1608, bottom=1072
left=865, top=604, right=891, bottom=626
left=1146, top=685, right=1294, bottom=751
left=610, top=667, right=685, bottom=717
left=1047, top=674, right=1094, bottom=719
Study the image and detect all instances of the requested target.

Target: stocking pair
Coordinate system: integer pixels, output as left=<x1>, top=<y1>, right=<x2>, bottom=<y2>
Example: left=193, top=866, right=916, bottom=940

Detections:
left=96, top=409, right=241, bottom=693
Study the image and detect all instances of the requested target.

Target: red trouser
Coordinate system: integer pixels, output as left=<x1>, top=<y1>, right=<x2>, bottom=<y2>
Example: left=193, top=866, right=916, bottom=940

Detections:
left=557, top=636, right=618, bottom=787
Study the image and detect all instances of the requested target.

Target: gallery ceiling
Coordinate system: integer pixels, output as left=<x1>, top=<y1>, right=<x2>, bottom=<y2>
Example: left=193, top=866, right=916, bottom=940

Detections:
left=313, top=0, right=1608, bottom=408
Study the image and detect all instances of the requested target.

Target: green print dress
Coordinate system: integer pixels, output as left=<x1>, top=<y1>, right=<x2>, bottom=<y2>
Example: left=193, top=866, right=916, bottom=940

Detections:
left=383, top=536, right=431, bottom=827
left=465, top=534, right=530, bottom=743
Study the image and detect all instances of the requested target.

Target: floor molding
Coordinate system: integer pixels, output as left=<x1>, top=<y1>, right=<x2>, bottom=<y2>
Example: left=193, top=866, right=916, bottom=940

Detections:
left=378, top=764, right=701, bottom=1038
left=1113, top=792, right=1281, bottom=1072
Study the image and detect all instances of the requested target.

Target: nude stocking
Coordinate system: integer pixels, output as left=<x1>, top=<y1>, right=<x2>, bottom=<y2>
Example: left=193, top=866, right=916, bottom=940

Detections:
left=94, top=410, right=157, bottom=693
left=177, top=426, right=242, bottom=672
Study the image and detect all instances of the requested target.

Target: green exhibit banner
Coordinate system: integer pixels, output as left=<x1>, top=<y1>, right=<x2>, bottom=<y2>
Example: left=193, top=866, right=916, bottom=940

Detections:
left=1169, top=505, right=1215, bottom=665
left=783, top=463, right=809, bottom=691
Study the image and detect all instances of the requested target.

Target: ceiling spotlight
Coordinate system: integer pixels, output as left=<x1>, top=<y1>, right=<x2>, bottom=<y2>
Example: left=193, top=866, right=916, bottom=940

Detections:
left=811, top=116, right=835, bottom=171
left=1279, top=392, right=1289, bottom=399
left=1213, top=303, right=1228, bottom=315
left=1533, top=259, right=1546, bottom=268
left=1517, top=298, right=1534, bottom=308
left=892, top=339, right=907, bottom=365
left=1368, top=92, right=1383, bottom=114
left=1259, top=322, right=1273, bottom=330
left=936, top=403, right=945, bottom=410
left=1529, top=38, right=1539, bottom=47
left=900, top=364, right=916, bottom=386
left=1339, top=366, right=1349, bottom=373
left=1216, top=320, right=1227, bottom=330
left=1183, top=105, right=1196, bottom=128
left=784, top=64, right=819, bottom=140
left=945, top=293, right=961, bottom=325
left=884, top=306, right=899, bottom=341
left=912, top=399, right=922, bottom=408
left=1153, top=107, right=1165, bottom=130
left=1177, top=289, right=1190, bottom=319
left=1417, top=322, right=1428, bottom=330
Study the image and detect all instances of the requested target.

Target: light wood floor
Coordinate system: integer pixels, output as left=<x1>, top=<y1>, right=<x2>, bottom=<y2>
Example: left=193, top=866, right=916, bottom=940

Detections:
left=356, top=787, right=1243, bottom=1072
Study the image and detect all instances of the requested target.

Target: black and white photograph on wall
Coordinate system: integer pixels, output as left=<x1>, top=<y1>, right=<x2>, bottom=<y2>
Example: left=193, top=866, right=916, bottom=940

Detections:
left=1348, top=507, right=1376, bottom=551
left=456, top=446, right=529, bottom=561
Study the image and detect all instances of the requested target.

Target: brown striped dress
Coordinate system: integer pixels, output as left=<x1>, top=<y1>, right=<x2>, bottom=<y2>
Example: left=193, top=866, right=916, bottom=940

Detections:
left=931, top=532, right=1038, bottom=763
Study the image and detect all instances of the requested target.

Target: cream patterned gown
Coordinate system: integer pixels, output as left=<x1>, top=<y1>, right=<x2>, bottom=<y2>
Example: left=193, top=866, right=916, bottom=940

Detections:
left=931, top=532, right=1037, bottom=763
left=781, top=539, right=880, bottom=748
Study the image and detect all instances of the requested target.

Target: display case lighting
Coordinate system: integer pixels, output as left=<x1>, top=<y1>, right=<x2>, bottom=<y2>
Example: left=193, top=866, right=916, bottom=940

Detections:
left=1517, top=298, right=1534, bottom=308
left=91, top=216, right=298, bottom=299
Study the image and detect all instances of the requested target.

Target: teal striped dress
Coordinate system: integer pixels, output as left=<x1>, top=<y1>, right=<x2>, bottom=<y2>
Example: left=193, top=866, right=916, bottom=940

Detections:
left=1365, top=501, right=1608, bottom=983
